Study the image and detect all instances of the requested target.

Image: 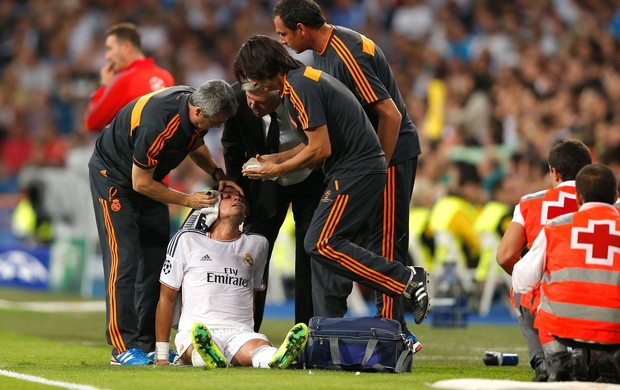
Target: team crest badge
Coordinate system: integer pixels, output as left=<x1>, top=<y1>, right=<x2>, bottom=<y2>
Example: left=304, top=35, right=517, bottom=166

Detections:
left=321, top=190, right=333, bottom=203
left=111, top=199, right=121, bottom=212
left=243, top=253, right=253, bottom=267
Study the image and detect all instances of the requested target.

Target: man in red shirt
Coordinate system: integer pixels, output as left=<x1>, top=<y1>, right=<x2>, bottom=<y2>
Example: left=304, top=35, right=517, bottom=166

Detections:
left=513, top=164, right=620, bottom=383
left=84, top=22, right=174, bottom=132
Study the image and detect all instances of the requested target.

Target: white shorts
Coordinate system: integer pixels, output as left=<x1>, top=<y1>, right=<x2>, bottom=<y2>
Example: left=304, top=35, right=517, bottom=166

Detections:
left=175, top=326, right=270, bottom=364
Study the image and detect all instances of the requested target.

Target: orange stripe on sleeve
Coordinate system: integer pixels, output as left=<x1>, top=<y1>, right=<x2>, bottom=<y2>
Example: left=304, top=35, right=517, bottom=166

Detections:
left=284, top=81, right=309, bottom=129
left=146, top=114, right=180, bottom=166
left=331, top=36, right=377, bottom=104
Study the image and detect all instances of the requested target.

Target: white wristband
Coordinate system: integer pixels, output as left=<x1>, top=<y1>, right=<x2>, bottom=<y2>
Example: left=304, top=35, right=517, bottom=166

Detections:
left=156, top=342, right=170, bottom=361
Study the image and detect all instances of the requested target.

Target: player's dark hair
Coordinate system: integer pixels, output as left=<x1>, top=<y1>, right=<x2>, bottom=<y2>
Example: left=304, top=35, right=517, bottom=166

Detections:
left=106, top=22, right=142, bottom=50
left=274, top=0, right=326, bottom=30
left=576, top=164, right=617, bottom=204
left=547, top=138, right=592, bottom=181
left=233, top=35, right=303, bottom=84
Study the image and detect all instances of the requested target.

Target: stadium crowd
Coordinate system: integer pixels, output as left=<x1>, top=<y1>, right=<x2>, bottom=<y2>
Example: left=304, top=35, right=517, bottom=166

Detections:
left=1, top=0, right=620, bottom=295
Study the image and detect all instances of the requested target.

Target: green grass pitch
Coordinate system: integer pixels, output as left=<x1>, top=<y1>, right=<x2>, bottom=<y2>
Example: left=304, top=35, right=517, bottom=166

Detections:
left=0, top=288, right=532, bottom=389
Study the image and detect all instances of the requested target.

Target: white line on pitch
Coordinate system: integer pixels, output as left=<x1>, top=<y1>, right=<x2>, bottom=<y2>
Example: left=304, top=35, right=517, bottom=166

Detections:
left=0, top=369, right=105, bottom=390
left=0, top=299, right=105, bottom=312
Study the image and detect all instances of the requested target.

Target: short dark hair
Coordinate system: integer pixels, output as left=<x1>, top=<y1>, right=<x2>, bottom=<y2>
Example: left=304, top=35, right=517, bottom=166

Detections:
left=233, top=35, right=303, bottom=84
left=106, top=22, right=141, bottom=50
left=547, top=138, right=592, bottom=181
left=274, top=0, right=326, bottom=30
left=575, top=164, right=617, bottom=204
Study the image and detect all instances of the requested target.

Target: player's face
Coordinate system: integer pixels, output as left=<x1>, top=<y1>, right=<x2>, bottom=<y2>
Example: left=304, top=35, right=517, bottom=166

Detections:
left=246, top=89, right=279, bottom=118
left=274, top=16, right=307, bottom=54
left=219, top=187, right=247, bottom=216
left=104, top=35, right=126, bottom=71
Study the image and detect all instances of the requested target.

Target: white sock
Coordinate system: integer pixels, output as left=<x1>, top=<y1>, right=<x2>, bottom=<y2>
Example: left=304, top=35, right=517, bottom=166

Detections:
left=191, top=349, right=206, bottom=367
left=251, top=345, right=277, bottom=368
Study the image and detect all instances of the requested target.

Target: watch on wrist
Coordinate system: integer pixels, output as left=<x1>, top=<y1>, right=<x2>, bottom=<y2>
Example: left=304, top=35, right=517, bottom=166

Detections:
left=211, top=167, right=224, bottom=181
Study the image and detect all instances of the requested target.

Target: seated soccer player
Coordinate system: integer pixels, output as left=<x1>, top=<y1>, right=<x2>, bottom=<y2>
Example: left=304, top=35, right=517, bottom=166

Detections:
left=154, top=186, right=308, bottom=368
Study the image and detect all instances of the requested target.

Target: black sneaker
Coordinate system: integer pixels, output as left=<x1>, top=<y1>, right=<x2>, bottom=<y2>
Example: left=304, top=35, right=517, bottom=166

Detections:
left=546, top=351, right=573, bottom=382
left=531, top=352, right=548, bottom=382
left=595, top=351, right=620, bottom=384
left=403, top=266, right=430, bottom=324
left=571, top=348, right=588, bottom=382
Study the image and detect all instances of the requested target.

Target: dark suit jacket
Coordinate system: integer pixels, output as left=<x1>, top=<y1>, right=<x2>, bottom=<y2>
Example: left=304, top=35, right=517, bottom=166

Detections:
left=222, top=83, right=324, bottom=328
left=221, top=82, right=279, bottom=219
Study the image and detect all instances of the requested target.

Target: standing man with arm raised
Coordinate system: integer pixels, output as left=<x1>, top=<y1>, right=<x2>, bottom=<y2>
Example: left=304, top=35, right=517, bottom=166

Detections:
left=84, top=22, right=174, bottom=132
left=89, top=80, right=241, bottom=365
left=273, top=0, right=425, bottom=348
left=222, top=83, right=324, bottom=331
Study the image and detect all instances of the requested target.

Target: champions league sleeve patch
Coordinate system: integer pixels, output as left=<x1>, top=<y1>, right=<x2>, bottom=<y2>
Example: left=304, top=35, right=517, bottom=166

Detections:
left=162, top=259, right=172, bottom=274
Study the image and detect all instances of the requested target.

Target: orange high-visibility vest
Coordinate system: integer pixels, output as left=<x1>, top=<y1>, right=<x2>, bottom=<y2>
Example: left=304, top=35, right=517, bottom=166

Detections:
left=517, top=183, right=578, bottom=310
left=535, top=204, right=620, bottom=345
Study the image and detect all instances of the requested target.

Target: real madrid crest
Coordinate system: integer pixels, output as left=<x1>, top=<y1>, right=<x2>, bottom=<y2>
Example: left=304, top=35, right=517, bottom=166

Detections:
left=243, top=253, right=253, bottom=267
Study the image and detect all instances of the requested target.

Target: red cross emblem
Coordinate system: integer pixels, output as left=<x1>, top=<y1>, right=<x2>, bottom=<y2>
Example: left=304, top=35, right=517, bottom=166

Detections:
left=571, top=220, right=620, bottom=266
left=541, top=191, right=577, bottom=224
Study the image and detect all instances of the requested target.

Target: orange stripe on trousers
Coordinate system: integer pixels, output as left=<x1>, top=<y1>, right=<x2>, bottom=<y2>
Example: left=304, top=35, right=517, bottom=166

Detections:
left=99, top=198, right=126, bottom=353
left=316, top=194, right=405, bottom=294
left=382, top=166, right=396, bottom=317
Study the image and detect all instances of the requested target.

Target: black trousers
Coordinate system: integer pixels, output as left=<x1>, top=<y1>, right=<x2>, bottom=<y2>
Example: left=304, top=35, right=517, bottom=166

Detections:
left=89, top=164, right=169, bottom=355
left=310, top=158, right=417, bottom=334
left=247, top=170, right=324, bottom=331
left=307, top=172, right=413, bottom=308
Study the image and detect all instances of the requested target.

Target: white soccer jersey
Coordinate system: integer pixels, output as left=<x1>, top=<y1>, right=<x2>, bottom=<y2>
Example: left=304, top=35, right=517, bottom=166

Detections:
left=160, top=229, right=268, bottom=332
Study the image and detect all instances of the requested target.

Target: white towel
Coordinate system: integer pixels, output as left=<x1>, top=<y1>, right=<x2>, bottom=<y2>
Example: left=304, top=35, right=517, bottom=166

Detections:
left=200, top=190, right=221, bottom=228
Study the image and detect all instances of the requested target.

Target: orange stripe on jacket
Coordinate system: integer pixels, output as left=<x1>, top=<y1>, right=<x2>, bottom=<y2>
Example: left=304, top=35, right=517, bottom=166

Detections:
left=99, top=198, right=126, bottom=353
